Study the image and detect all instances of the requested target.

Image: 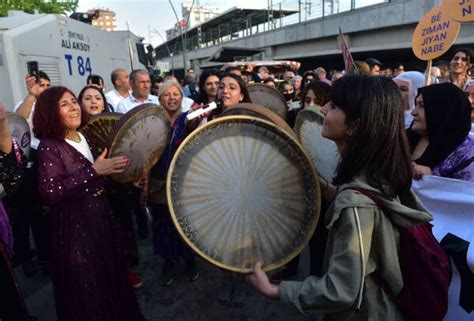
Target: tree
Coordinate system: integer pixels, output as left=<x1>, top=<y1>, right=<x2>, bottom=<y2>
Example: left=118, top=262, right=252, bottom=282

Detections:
left=0, top=0, right=79, bottom=17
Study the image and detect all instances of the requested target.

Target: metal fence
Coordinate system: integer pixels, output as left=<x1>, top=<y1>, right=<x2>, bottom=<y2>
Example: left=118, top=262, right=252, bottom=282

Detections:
left=264, top=0, right=389, bottom=29
left=155, top=0, right=390, bottom=58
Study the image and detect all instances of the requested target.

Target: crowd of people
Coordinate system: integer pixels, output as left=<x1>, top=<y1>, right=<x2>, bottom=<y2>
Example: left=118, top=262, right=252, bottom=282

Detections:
left=0, top=46, right=473, bottom=321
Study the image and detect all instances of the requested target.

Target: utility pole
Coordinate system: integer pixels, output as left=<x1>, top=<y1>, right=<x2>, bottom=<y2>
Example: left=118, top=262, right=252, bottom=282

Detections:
left=169, top=0, right=186, bottom=72
left=169, top=0, right=196, bottom=74
left=298, top=0, right=301, bottom=23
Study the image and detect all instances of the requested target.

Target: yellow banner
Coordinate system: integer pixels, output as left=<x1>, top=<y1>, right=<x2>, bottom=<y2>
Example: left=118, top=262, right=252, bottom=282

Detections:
left=412, top=6, right=460, bottom=61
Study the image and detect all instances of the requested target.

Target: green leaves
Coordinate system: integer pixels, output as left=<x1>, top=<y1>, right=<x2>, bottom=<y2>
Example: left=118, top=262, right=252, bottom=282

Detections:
left=0, top=0, right=79, bottom=17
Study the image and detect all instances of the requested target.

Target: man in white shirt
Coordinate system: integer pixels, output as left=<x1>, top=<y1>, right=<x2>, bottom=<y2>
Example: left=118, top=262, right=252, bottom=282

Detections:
left=14, top=71, right=51, bottom=149
left=105, top=69, right=131, bottom=111
left=116, top=69, right=158, bottom=114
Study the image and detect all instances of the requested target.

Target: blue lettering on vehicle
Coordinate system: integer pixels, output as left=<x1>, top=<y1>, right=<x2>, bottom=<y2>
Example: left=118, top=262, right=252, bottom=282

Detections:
left=64, top=54, right=92, bottom=76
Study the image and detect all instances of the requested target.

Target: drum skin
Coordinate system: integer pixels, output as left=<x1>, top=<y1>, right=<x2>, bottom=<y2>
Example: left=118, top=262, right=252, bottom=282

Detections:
left=220, top=103, right=296, bottom=139
left=167, top=116, right=320, bottom=273
left=79, top=112, right=122, bottom=158
left=7, top=113, right=31, bottom=159
left=106, top=104, right=170, bottom=183
left=247, top=83, right=288, bottom=120
left=294, top=106, right=340, bottom=182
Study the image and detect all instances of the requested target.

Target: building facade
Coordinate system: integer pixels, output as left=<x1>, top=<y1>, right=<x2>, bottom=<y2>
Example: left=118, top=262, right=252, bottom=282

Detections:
left=166, top=2, right=220, bottom=41
left=88, top=8, right=117, bottom=32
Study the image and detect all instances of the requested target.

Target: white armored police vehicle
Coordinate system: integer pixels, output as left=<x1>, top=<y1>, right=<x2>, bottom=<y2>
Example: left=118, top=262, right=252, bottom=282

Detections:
left=0, top=11, right=146, bottom=110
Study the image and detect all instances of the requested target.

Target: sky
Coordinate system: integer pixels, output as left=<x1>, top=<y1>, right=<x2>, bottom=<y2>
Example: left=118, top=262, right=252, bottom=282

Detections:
left=77, top=0, right=270, bottom=46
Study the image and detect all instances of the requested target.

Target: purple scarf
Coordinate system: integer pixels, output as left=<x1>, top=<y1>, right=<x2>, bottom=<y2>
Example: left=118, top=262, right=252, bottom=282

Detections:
left=0, top=199, right=13, bottom=256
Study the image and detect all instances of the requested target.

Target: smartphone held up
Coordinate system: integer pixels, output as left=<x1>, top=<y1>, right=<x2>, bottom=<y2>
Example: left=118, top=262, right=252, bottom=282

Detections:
left=27, top=61, right=39, bottom=82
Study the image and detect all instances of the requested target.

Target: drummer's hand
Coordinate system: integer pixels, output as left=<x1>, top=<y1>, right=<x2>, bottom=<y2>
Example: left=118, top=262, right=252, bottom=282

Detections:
left=133, top=173, right=148, bottom=189
left=92, top=148, right=129, bottom=176
left=133, top=174, right=149, bottom=204
left=0, top=102, right=7, bottom=121
left=244, top=262, right=279, bottom=300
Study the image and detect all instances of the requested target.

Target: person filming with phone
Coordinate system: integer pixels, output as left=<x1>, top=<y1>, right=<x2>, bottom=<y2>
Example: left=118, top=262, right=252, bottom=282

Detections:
left=10, top=63, right=52, bottom=278
left=15, top=63, right=51, bottom=130
left=86, top=74, right=106, bottom=92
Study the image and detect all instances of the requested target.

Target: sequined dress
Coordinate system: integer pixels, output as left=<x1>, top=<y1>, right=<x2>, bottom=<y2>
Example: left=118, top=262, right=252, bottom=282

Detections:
left=37, top=138, right=144, bottom=321
left=0, top=141, right=28, bottom=321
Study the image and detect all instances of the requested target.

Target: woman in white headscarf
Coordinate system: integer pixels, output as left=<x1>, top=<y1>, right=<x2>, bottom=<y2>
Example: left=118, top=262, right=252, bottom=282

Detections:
left=393, top=71, right=426, bottom=128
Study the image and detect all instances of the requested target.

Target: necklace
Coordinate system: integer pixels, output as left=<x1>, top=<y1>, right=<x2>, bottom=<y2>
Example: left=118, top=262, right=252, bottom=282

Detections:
left=67, top=133, right=81, bottom=143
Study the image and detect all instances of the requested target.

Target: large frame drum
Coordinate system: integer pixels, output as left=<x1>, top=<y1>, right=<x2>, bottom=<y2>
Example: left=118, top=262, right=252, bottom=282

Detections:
left=106, top=104, right=170, bottom=183
left=220, top=103, right=296, bottom=139
left=167, top=116, right=320, bottom=273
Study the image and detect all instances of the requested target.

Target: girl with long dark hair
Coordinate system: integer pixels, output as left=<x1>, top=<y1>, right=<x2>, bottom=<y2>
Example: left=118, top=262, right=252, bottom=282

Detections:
left=246, top=76, right=432, bottom=321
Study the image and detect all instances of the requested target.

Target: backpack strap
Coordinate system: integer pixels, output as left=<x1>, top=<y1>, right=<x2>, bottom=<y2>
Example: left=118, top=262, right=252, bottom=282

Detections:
left=339, top=187, right=394, bottom=222
left=339, top=187, right=396, bottom=299
left=353, top=207, right=366, bottom=310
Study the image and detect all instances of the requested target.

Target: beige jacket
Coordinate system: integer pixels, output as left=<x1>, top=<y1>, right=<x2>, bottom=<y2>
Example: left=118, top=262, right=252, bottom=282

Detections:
left=279, top=176, right=432, bottom=321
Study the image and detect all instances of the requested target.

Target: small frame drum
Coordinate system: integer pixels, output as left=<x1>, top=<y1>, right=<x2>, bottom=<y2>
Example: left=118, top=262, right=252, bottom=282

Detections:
left=80, top=112, right=123, bottom=158
left=294, top=106, right=340, bottom=182
left=247, top=83, right=288, bottom=120
left=167, top=116, right=320, bottom=273
left=7, top=113, right=31, bottom=159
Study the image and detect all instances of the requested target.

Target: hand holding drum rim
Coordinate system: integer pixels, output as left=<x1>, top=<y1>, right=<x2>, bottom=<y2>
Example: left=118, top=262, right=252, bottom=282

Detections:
left=244, top=262, right=279, bottom=299
left=92, top=147, right=129, bottom=176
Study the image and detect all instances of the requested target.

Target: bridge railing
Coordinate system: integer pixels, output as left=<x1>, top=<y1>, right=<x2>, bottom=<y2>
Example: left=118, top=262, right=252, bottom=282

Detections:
left=155, top=0, right=390, bottom=60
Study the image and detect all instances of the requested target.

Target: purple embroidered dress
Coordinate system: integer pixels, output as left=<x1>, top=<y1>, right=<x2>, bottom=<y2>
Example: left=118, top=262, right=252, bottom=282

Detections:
left=432, top=137, right=474, bottom=181
left=37, top=138, right=144, bottom=321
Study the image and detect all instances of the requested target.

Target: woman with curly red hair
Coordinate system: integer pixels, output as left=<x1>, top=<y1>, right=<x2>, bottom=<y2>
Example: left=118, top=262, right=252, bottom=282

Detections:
left=32, top=86, right=144, bottom=321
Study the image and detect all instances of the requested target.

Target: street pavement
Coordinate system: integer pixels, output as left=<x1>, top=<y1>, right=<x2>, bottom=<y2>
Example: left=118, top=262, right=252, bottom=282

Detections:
left=19, top=232, right=317, bottom=321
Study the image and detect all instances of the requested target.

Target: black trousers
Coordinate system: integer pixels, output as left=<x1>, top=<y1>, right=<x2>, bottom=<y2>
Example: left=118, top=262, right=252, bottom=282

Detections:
left=6, top=150, right=50, bottom=264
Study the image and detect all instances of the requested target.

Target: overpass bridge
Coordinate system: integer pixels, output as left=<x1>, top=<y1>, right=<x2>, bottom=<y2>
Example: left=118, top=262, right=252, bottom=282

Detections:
left=154, top=0, right=474, bottom=74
